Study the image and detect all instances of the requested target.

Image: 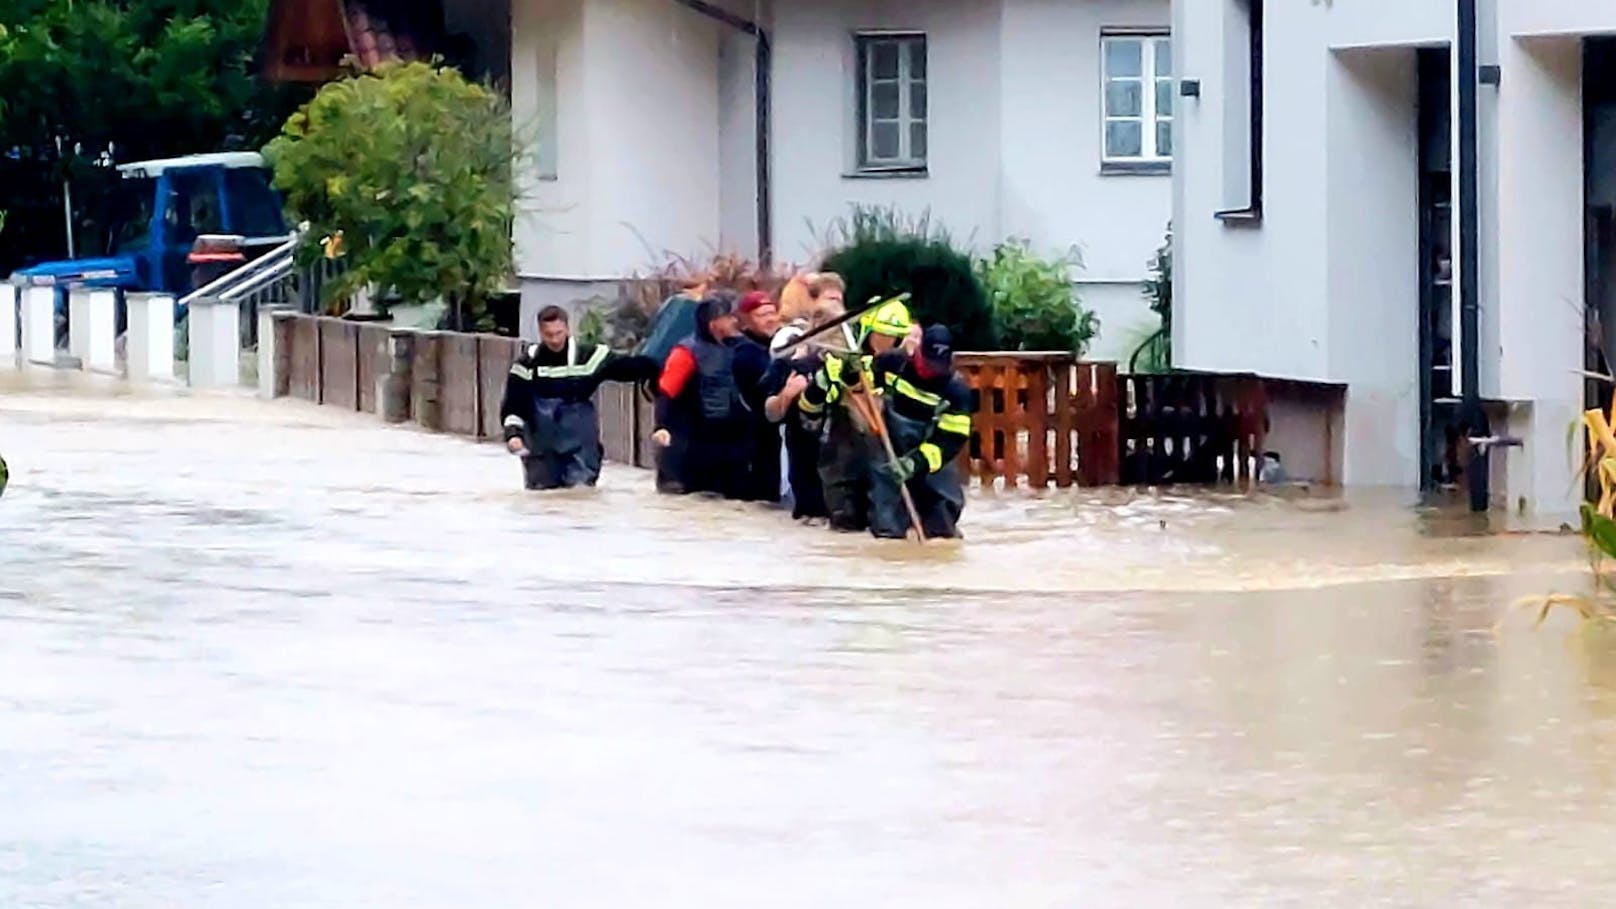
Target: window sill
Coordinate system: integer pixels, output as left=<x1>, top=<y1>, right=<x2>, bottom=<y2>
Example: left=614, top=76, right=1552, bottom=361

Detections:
left=1215, top=206, right=1264, bottom=227
left=1101, top=160, right=1171, bottom=177
left=843, top=167, right=929, bottom=180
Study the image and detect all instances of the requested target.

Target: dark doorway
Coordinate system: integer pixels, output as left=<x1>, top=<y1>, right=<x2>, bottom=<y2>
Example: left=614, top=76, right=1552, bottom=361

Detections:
left=1585, top=39, right=1616, bottom=412
left=1417, top=48, right=1461, bottom=491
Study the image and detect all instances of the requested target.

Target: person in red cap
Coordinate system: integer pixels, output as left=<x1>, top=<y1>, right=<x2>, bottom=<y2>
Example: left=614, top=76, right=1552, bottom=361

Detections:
left=731, top=289, right=785, bottom=503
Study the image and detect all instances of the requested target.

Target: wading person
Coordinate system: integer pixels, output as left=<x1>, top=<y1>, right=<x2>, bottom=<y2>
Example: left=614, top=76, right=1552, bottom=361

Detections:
left=798, top=295, right=913, bottom=532
left=867, top=325, right=973, bottom=540
left=652, top=293, right=750, bottom=498
left=499, top=306, right=659, bottom=490
left=765, top=297, right=846, bottom=523
left=734, top=291, right=784, bottom=503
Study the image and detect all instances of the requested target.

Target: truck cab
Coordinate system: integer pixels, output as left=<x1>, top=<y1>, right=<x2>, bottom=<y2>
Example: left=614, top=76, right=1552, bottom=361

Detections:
left=11, top=152, right=290, bottom=302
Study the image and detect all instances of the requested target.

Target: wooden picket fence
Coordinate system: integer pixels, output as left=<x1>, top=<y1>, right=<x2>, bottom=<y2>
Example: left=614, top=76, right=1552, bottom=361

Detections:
left=270, top=314, right=1338, bottom=489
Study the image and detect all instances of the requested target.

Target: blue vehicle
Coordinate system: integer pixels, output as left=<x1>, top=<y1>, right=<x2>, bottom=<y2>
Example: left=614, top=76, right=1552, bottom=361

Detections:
left=10, top=152, right=290, bottom=318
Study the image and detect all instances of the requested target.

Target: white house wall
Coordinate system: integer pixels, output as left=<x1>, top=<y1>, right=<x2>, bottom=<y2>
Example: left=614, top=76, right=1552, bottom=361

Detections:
left=585, top=0, right=723, bottom=274
left=1173, top=0, right=1607, bottom=512
left=769, top=0, right=1004, bottom=264
left=769, top=0, right=1169, bottom=359
left=998, top=0, right=1172, bottom=360
left=718, top=29, right=761, bottom=255
left=1324, top=47, right=1421, bottom=487
left=512, top=0, right=724, bottom=324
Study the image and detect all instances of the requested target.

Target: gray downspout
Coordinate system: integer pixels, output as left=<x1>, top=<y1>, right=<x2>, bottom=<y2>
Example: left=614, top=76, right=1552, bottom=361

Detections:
left=668, top=0, right=773, bottom=266
left=1456, top=0, right=1487, bottom=512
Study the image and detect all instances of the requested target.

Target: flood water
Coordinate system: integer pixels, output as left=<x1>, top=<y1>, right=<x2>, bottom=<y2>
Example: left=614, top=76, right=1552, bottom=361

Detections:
left=6, top=370, right=1616, bottom=907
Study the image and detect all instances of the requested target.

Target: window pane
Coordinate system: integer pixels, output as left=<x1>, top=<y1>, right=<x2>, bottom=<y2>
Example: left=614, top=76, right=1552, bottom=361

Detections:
left=1154, top=39, right=1172, bottom=77
left=910, top=81, right=927, bottom=120
left=1105, top=120, right=1143, bottom=158
left=910, top=122, right=928, bottom=161
left=872, top=81, right=900, bottom=119
left=872, top=121, right=901, bottom=161
left=1155, top=120, right=1173, bottom=158
left=908, top=39, right=926, bottom=79
left=871, top=42, right=900, bottom=79
left=1105, top=39, right=1142, bottom=78
left=1156, top=79, right=1174, bottom=117
left=1105, top=80, right=1142, bottom=117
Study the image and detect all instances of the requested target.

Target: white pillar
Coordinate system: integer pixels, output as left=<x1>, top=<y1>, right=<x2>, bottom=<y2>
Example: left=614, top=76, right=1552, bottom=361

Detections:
left=67, top=288, right=92, bottom=366
left=257, top=305, right=276, bottom=399
left=126, top=293, right=176, bottom=383
left=83, top=289, right=118, bottom=374
left=0, top=282, right=17, bottom=362
left=21, top=286, right=56, bottom=365
left=187, top=297, right=241, bottom=388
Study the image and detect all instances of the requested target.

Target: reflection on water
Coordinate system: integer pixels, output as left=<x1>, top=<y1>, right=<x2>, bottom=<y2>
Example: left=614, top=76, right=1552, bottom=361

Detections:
left=3, top=372, right=1616, bottom=906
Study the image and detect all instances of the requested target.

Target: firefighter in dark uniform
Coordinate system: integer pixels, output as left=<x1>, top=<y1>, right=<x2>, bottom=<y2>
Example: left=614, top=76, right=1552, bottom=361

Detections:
left=868, top=325, right=973, bottom=540
left=797, top=296, right=913, bottom=532
left=499, top=305, right=659, bottom=490
left=651, top=293, right=751, bottom=498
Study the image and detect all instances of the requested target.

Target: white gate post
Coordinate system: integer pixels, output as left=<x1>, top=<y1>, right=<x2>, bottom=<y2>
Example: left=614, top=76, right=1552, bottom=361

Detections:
left=67, top=288, right=92, bottom=366
left=126, top=293, right=176, bottom=383
left=21, top=286, right=56, bottom=365
left=0, top=282, right=17, bottom=362
left=187, top=297, right=241, bottom=388
left=83, top=289, right=118, bottom=374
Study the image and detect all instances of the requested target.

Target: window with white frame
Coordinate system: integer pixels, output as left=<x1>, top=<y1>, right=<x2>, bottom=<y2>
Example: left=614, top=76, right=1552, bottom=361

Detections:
left=1101, top=33, right=1172, bottom=165
left=856, top=33, right=927, bottom=171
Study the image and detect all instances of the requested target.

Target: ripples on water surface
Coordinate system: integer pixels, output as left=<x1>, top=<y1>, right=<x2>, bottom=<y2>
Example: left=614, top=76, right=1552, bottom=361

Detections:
left=4, top=372, right=1616, bottom=907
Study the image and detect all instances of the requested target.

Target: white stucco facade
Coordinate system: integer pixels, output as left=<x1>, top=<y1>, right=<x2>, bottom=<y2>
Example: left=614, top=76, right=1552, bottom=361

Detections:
left=509, top=0, right=1172, bottom=360
left=1172, top=0, right=1616, bottom=520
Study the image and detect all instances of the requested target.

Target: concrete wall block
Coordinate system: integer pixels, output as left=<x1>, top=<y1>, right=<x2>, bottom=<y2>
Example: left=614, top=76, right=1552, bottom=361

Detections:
left=381, top=329, right=415, bottom=423
left=67, top=288, right=93, bottom=366
left=84, top=289, right=119, bottom=374
left=126, top=293, right=176, bottom=383
left=21, top=287, right=56, bottom=365
left=410, top=331, right=444, bottom=431
left=188, top=298, right=243, bottom=388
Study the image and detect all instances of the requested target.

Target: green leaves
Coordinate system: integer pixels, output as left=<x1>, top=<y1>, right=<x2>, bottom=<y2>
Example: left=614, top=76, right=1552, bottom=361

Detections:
left=1584, top=504, right=1616, bottom=562
left=266, top=62, right=519, bottom=326
left=976, top=238, right=1098, bottom=355
left=0, top=0, right=304, bottom=272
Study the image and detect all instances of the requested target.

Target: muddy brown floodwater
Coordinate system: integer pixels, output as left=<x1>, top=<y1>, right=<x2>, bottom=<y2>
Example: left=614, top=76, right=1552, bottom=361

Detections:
left=5, top=370, right=1616, bottom=907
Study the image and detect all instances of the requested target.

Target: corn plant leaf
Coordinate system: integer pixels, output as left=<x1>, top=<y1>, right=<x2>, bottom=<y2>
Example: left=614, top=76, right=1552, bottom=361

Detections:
left=1583, top=503, right=1616, bottom=561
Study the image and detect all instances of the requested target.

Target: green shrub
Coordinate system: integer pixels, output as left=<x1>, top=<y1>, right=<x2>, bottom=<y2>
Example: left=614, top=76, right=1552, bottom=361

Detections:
left=1131, top=222, right=1172, bottom=371
left=976, top=239, right=1097, bottom=355
left=265, top=61, right=520, bottom=331
left=817, top=205, right=995, bottom=350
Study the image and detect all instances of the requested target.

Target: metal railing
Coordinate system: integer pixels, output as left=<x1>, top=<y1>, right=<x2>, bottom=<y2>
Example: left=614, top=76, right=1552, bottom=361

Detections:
left=179, top=233, right=346, bottom=348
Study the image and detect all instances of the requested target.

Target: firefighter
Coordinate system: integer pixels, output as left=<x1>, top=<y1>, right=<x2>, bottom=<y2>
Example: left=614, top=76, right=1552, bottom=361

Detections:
left=651, top=293, right=750, bottom=498
left=499, top=306, right=659, bottom=490
left=797, top=295, right=914, bottom=532
left=868, top=325, right=973, bottom=540
left=764, top=296, right=847, bottom=522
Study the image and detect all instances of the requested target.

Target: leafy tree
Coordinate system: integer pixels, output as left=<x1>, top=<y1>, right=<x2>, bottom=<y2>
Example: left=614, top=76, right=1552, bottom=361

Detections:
left=819, top=205, right=996, bottom=350
left=266, top=62, right=521, bottom=330
left=0, top=0, right=307, bottom=272
left=977, top=238, right=1098, bottom=354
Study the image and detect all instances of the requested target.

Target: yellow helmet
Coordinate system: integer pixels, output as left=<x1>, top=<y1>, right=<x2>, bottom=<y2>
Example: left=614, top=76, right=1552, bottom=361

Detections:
left=858, top=294, right=913, bottom=340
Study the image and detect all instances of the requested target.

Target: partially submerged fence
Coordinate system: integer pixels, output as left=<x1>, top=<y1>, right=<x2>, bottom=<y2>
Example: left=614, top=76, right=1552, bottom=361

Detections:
left=264, top=314, right=1345, bottom=489
left=267, top=313, right=656, bottom=467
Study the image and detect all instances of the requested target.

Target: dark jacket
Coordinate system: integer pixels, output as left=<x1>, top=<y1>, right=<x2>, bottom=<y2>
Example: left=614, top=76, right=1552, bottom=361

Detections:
left=732, top=330, right=782, bottom=503
left=499, top=337, right=657, bottom=444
